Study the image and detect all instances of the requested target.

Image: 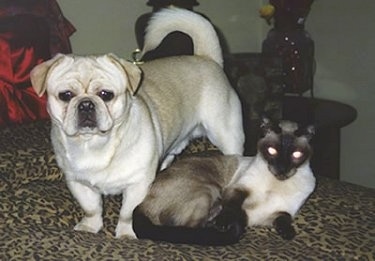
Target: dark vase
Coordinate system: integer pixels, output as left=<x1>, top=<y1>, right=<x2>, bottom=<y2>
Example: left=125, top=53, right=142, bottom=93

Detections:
left=262, top=27, right=315, bottom=96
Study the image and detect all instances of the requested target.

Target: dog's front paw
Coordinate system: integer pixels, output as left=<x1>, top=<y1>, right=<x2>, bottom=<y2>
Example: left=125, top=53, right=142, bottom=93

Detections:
left=74, top=215, right=103, bottom=233
left=115, top=220, right=137, bottom=239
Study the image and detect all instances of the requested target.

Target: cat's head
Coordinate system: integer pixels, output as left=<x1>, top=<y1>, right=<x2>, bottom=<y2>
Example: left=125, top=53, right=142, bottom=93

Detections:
left=257, top=118, right=314, bottom=180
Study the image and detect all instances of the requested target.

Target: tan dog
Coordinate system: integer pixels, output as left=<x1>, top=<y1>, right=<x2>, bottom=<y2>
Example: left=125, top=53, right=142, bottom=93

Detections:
left=30, top=7, right=244, bottom=238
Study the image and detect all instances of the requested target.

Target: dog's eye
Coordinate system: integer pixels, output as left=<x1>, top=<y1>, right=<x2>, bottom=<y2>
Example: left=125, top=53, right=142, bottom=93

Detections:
left=97, top=90, right=114, bottom=102
left=58, top=91, right=75, bottom=102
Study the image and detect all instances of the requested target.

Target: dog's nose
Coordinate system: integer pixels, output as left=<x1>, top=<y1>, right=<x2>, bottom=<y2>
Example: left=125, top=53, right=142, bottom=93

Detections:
left=78, top=100, right=95, bottom=112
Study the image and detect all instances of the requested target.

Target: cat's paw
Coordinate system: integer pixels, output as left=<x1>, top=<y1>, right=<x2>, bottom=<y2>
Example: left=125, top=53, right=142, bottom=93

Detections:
left=273, top=213, right=296, bottom=240
left=275, top=224, right=296, bottom=240
left=208, top=208, right=237, bottom=232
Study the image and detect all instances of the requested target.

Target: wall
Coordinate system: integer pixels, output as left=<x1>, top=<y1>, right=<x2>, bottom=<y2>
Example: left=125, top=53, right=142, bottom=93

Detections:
left=304, top=1, right=375, bottom=188
left=57, top=0, right=262, bottom=57
left=57, top=0, right=375, bottom=188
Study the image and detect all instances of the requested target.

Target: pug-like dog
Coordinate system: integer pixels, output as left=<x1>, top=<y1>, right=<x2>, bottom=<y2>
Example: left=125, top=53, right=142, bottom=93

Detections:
left=30, top=7, right=244, bottom=238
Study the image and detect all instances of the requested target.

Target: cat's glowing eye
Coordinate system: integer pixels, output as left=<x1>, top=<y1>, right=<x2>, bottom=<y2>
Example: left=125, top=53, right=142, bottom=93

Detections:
left=267, top=147, right=278, bottom=156
left=292, top=151, right=303, bottom=159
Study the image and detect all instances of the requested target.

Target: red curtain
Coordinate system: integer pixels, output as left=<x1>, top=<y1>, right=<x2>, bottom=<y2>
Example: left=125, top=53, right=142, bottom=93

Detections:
left=0, top=0, right=75, bottom=125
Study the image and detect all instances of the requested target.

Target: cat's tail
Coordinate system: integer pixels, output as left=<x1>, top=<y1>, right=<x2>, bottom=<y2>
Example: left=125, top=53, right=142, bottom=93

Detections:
left=133, top=208, right=245, bottom=246
left=141, top=7, right=223, bottom=67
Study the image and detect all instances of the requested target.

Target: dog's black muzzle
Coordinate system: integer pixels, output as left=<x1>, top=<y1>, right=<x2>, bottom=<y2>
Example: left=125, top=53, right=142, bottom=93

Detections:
left=78, top=99, right=97, bottom=129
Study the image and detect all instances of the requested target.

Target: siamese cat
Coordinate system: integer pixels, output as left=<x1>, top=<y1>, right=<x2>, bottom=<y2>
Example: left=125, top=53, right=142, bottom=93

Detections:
left=133, top=119, right=316, bottom=245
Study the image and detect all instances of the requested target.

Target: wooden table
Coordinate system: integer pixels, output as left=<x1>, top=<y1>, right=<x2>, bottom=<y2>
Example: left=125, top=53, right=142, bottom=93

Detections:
left=282, top=96, right=357, bottom=179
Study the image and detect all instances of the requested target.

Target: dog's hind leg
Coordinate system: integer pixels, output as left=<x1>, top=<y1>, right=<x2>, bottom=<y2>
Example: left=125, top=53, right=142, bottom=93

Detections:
left=201, top=79, right=245, bottom=155
left=207, top=128, right=244, bottom=156
left=159, top=138, right=191, bottom=170
left=204, top=107, right=245, bottom=156
left=159, top=154, right=176, bottom=170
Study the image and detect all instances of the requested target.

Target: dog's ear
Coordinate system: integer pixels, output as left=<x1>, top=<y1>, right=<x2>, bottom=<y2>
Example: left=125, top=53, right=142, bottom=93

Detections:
left=30, top=53, right=66, bottom=97
left=106, top=53, right=142, bottom=95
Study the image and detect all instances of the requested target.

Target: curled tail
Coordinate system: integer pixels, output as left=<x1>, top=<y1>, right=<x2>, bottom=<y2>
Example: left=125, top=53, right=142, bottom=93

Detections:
left=142, top=7, right=223, bottom=67
left=133, top=207, right=245, bottom=246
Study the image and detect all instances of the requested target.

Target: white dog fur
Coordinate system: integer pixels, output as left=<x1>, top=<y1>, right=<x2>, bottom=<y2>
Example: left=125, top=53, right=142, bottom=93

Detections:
left=30, top=7, right=244, bottom=238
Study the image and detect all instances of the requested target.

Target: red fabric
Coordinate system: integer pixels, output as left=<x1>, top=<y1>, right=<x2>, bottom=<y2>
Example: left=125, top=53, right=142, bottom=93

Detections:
left=0, top=0, right=75, bottom=125
left=0, top=0, right=76, bottom=56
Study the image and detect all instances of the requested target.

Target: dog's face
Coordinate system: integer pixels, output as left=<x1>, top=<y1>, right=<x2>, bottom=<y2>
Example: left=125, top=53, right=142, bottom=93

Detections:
left=30, top=54, right=142, bottom=136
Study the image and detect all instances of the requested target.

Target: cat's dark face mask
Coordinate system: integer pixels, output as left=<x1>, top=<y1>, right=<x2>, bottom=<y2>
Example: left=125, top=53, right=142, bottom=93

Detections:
left=258, top=119, right=314, bottom=180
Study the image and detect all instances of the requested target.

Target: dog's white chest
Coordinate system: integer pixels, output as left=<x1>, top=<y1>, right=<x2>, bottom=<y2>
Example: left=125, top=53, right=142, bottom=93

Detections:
left=56, top=129, right=157, bottom=195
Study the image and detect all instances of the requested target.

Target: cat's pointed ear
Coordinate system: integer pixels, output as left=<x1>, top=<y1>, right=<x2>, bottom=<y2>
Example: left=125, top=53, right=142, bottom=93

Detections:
left=295, top=124, right=315, bottom=141
left=305, top=125, right=315, bottom=141
left=260, top=117, right=273, bottom=135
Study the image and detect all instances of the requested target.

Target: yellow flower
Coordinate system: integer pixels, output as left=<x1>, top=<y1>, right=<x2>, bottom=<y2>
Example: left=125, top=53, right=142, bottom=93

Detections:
left=259, top=4, right=275, bottom=21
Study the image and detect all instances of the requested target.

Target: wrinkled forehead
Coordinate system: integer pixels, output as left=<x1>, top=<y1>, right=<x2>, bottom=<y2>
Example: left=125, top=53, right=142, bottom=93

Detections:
left=46, top=55, right=126, bottom=93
